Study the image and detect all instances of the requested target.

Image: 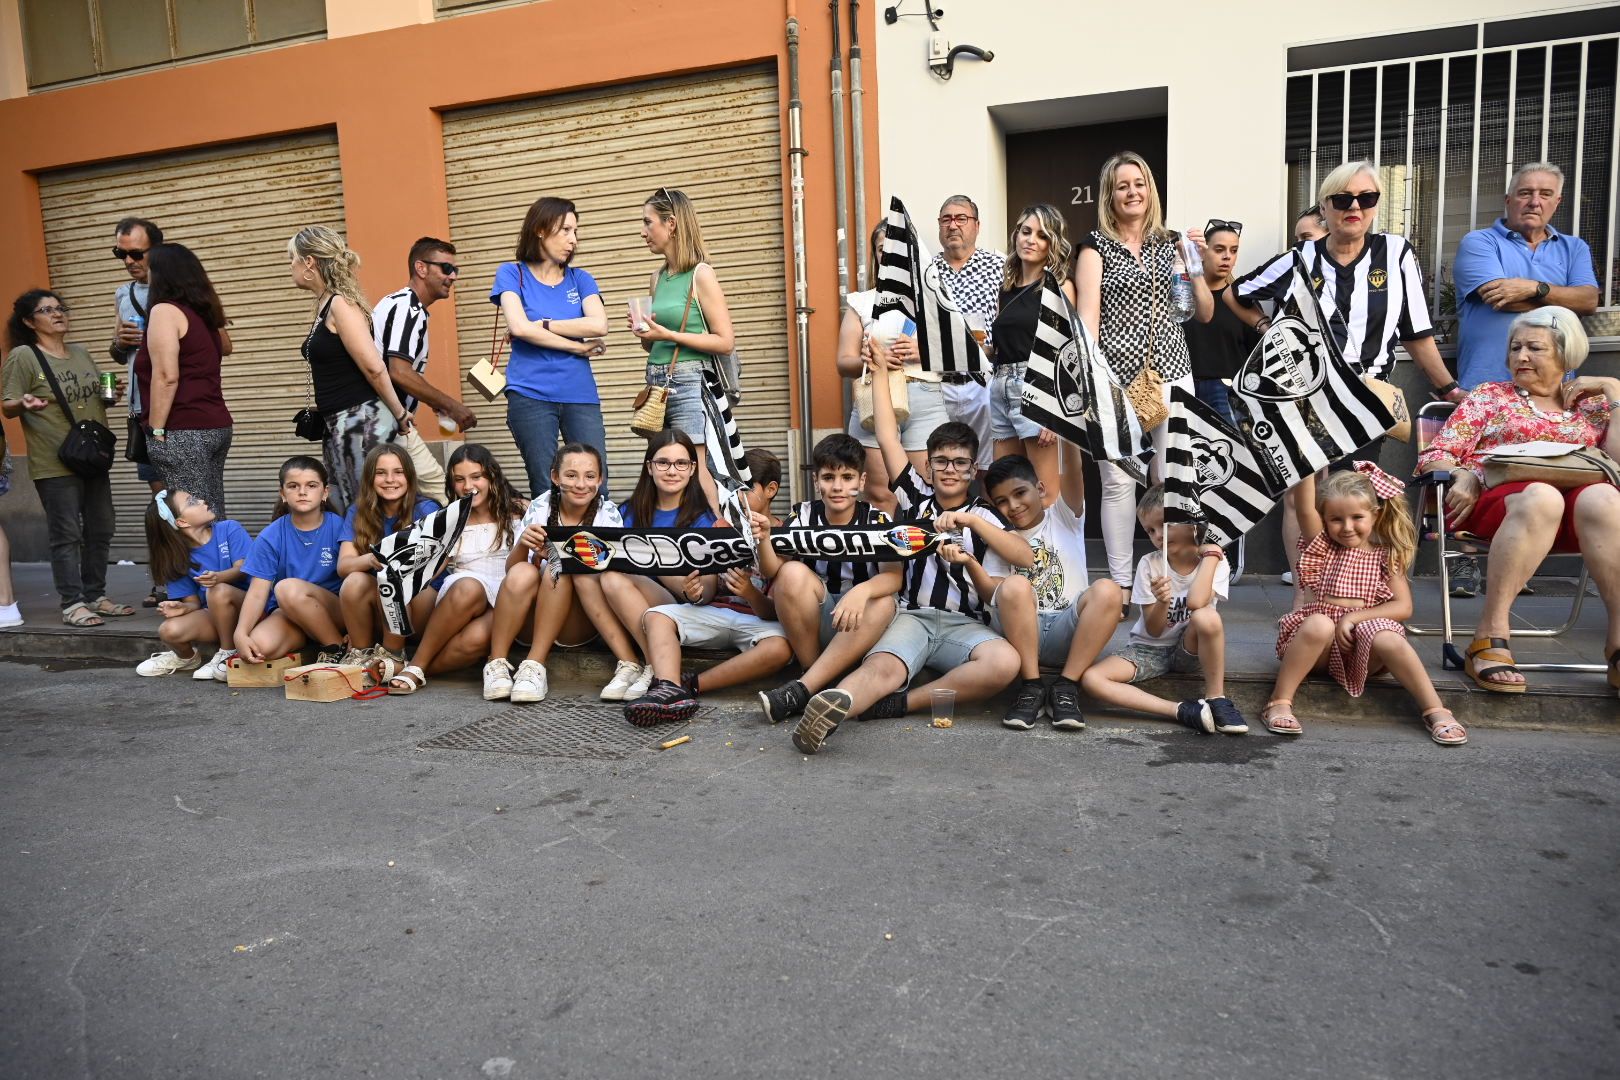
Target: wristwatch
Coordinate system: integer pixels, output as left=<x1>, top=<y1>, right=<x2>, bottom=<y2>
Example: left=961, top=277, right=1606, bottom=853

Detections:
left=150, top=427, right=166, bottom=440
left=1535, top=281, right=1550, bottom=300
left=542, top=319, right=551, bottom=332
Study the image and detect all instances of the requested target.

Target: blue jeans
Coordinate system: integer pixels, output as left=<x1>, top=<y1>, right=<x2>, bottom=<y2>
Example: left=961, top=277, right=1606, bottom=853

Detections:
left=1193, top=378, right=1236, bottom=427
left=506, top=391, right=608, bottom=496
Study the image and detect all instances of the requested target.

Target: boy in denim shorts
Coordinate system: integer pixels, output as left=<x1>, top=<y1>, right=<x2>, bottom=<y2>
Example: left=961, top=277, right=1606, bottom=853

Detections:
left=792, top=338, right=1032, bottom=755
left=1080, top=486, right=1247, bottom=734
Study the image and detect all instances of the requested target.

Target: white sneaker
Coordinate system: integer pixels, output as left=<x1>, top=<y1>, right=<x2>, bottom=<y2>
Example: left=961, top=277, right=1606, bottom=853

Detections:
left=626, top=663, right=655, bottom=700
left=510, top=659, right=548, bottom=704
left=600, top=659, right=643, bottom=701
left=1281, top=571, right=1295, bottom=586
left=194, top=647, right=232, bottom=680
left=483, top=657, right=514, bottom=700
left=211, top=650, right=237, bottom=682
left=0, top=602, right=21, bottom=628
left=339, top=646, right=372, bottom=667
left=137, top=650, right=202, bottom=677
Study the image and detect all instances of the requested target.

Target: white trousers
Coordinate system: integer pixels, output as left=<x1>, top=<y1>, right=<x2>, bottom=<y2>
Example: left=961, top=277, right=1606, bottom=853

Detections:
left=1098, top=373, right=1193, bottom=586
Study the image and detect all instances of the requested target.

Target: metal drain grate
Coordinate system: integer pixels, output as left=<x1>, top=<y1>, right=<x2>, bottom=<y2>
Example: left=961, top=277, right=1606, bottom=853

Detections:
left=418, top=699, right=688, bottom=760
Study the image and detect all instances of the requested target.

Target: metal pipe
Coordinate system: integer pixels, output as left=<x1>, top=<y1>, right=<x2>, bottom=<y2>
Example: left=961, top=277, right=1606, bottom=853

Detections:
left=786, top=7, right=814, bottom=495
left=849, top=0, right=869, bottom=293
left=829, top=0, right=851, bottom=305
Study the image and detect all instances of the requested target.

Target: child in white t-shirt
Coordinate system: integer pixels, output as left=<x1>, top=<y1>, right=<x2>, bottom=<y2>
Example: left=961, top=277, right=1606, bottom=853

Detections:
left=1081, top=485, right=1246, bottom=735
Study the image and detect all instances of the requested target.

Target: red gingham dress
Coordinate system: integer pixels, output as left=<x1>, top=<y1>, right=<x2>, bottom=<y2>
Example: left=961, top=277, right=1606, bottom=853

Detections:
left=1275, top=533, right=1403, bottom=697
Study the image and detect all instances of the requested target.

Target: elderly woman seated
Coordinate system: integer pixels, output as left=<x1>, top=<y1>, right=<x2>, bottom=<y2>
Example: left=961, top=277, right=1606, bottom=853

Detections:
left=1416, top=306, right=1620, bottom=696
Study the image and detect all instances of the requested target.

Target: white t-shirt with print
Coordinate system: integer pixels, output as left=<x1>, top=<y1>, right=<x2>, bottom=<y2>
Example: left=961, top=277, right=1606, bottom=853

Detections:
left=1128, top=551, right=1229, bottom=646
left=1013, top=499, right=1088, bottom=613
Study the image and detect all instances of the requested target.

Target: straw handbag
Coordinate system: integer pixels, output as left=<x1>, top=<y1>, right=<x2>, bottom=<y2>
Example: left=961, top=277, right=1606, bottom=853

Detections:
left=631, top=286, right=696, bottom=438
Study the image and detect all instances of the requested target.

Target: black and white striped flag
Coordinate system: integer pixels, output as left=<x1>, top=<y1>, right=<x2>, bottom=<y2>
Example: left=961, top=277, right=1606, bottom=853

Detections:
left=699, top=366, right=757, bottom=552
left=1164, top=386, right=1279, bottom=547
left=1229, top=252, right=1396, bottom=490
left=1019, top=271, right=1151, bottom=483
left=873, top=196, right=989, bottom=375
left=375, top=494, right=473, bottom=637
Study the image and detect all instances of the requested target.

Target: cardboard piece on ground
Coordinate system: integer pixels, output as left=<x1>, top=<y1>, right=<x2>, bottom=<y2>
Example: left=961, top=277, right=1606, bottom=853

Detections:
left=227, top=652, right=303, bottom=688
left=283, top=662, right=376, bottom=702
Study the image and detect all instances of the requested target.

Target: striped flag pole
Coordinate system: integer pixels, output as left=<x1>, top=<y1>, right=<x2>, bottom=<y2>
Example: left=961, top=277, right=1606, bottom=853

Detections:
left=699, top=366, right=757, bottom=552
left=872, top=196, right=988, bottom=375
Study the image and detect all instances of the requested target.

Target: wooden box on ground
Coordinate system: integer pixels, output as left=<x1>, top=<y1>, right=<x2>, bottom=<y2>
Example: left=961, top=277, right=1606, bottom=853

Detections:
left=226, top=653, right=303, bottom=688
left=283, top=662, right=377, bottom=702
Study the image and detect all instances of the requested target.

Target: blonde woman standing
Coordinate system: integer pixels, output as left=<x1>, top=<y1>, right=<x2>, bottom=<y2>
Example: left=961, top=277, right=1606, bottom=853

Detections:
left=288, top=225, right=412, bottom=510
left=629, top=188, right=736, bottom=511
left=1075, top=152, right=1212, bottom=588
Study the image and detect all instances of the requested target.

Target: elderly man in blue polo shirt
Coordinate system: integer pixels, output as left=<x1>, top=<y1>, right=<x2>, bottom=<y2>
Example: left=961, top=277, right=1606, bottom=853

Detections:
left=1453, top=162, right=1599, bottom=390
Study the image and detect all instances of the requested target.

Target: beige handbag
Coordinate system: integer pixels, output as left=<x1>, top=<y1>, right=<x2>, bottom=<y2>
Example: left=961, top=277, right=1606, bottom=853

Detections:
left=855, top=365, right=910, bottom=432
left=1364, top=377, right=1412, bottom=442
left=631, top=282, right=696, bottom=438
left=1125, top=262, right=1170, bottom=430
left=1484, top=445, right=1620, bottom=490
left=466, top=316, right=507, bottom=401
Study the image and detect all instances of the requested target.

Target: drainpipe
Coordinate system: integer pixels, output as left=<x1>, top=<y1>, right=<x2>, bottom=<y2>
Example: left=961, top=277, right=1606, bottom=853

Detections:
left=829, top=0, right=851, bottom=305
left=849, top=0, right=868, bottom=292
left=787, top=3, right=814, bottom=491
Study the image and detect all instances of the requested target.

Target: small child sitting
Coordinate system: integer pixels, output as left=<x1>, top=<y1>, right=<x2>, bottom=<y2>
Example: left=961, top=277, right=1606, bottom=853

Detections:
left=1081, top=485, right=1246, bottom=734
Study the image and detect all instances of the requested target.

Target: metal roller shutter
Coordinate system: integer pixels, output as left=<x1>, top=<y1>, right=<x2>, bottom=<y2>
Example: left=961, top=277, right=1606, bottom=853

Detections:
left=443, top=65, right=790, bottom=513
left=37, top=131, right=345, bottom=558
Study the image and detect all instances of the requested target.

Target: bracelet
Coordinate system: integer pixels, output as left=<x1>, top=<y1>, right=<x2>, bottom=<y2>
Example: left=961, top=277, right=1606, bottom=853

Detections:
left=1199, top=550, right=1223, bottom=560
left=1433, top=381, right=1459, bottom=398
left=1255, top=317, right=1272, bottom=332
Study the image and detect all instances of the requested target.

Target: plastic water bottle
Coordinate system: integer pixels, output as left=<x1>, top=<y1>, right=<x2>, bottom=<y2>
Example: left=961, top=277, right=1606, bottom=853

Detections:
left=1179, top=234, right=1204, bottom=278
left=1169, top=245, right=1196, bottom=323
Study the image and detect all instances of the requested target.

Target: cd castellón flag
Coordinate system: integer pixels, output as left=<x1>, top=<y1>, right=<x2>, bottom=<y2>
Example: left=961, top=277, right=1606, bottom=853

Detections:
left=549, top=524, right=946, bottom=577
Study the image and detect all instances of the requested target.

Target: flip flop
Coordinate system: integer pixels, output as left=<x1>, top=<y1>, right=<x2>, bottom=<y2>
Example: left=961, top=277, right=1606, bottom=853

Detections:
left=387, top=664, right=426, bottom=695
left=61, top=602, right=104, bottom=628
left=1465, top=637, right=1526, bottom=694
left=1422, top=707, right=1468, bottom=746
left=1261, top=699, right=1303, bottom=736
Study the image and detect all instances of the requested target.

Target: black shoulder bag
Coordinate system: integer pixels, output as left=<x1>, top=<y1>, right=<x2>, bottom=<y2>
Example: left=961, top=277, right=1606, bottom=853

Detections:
left=30, top=345, right=117, bottom=477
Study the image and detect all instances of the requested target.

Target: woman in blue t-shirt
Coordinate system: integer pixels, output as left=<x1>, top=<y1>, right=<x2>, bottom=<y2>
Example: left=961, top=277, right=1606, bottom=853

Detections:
left=137, top=488, right=251, bottom=681
left=234, top=456, right=348, bottom=666
left=492, top=196, right=610, bottom=495
left=336, top=443, right=442, bottom=680
left=598, top=430, right=719, bottom=675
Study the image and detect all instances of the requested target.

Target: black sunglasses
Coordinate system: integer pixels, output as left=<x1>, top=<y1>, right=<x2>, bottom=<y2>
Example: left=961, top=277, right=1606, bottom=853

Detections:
left=1204, top=219, right=1243, bottom=236
left=1326, top=191, right=1380, bottom=212
left=420, top=260, right=459, bottom=276
left=112, top=247, right=147, bottom=261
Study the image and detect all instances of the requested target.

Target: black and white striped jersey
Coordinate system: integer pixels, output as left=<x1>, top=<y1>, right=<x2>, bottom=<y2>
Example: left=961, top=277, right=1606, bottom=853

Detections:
left=781, top=500, right=893, bottom=597
left=372, top=286, right=430, bottom=413
left=891, top=465, right=1010, bottom=623
left=1233, top=234, right=1434, bottom=380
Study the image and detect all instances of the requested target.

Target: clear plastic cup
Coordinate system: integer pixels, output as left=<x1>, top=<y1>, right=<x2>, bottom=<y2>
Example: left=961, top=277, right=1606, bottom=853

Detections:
left=930, top=688, right=956, bottom=726
left=628, top=296, right=654, bottom=331
left=437, top=413, right=459, bottom=434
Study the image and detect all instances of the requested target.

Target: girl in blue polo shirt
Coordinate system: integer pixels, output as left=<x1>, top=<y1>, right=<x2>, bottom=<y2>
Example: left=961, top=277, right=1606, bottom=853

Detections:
left=336, top=442, right=442, bottom=680
left=234, top=456, right=347, bottom=666
left=136, top=489, right=251, bottom=681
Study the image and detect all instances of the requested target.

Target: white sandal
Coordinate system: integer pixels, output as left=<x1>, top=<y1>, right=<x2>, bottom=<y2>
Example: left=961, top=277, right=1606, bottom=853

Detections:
left=387, top=664, right=426, bottom=695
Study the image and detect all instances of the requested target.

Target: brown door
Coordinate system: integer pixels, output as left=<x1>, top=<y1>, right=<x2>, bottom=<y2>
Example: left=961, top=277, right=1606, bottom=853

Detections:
left=1004, top=117, right=1169, bottom=245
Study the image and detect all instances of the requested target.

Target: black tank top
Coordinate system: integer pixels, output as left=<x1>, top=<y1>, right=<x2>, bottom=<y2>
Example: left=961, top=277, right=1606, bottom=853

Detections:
left=991, top=281, right=1041, bottom=367
left=302, top=296, right=377, bottom=415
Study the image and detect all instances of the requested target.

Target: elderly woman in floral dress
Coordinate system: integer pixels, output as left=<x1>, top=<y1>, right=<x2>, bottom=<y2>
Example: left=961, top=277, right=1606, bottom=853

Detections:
left=1415, top=306, right=1620, bottom=697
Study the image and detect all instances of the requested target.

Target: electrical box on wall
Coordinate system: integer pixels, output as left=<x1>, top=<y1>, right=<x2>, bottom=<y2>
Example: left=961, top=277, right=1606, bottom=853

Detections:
left=928, top=34, right=949, bottom=62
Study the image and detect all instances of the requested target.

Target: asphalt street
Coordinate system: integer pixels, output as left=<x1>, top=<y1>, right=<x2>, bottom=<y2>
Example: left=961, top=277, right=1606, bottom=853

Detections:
left=1, top=659, right=1617, bottom=1080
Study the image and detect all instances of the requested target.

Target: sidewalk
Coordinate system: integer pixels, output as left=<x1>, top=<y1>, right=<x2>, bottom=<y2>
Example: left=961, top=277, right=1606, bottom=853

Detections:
left=2, top=562, right=1614, bottom=729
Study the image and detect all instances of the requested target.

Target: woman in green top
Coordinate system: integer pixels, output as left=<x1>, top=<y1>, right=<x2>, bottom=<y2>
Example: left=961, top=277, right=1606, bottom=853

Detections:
left=629, top=188, right=736, bottom=511
left=2, top=289, right=133, bottom=626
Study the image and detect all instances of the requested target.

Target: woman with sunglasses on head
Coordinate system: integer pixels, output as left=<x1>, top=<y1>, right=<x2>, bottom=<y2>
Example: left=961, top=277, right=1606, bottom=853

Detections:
left=630, top=187, right=737, bottom=512
left=1185, top=219, right=1259, bottom=427
left=1073, top=151, right=1214, bottom=590
left=3, top=290, right=132, bottom=627
left=494, top=196, right=610, bottom=496
left=136, top=243, right=234, bottom=518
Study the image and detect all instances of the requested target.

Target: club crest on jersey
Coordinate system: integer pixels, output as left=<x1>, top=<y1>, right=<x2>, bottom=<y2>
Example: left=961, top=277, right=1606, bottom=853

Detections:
left=1368, top=267, right=1388, bottom=290
left=1190, top=435, right=1237, bottom=489
left=883, top=525, right=932, bottom=556
left=567, top=533, right=613, bottom=570
left=1237, top=316, right=1328, bottom=402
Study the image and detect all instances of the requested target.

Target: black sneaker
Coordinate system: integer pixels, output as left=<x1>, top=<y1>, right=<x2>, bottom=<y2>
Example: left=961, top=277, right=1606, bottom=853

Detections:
left=858, top=691, right=908, bottom=721
left=1176, top=698, right=1215, bottom=735
left=758, top=680, right=809, bottom=725
left=1207, top=697, right=1248, bottom=735
left=1048, top=676, right=1086, bottom=731
left=625, top=679, right=699, bottom=727
left=1449, top=556, right=1480, bottom=598
left=793, top=689, right=852, bottom=754
left=1002, top=678, right=1045, bottom=731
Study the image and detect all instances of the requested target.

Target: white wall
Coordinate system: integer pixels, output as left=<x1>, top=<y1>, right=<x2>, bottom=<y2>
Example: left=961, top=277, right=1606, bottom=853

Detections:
left=874, top=0, right=1579, bottom=273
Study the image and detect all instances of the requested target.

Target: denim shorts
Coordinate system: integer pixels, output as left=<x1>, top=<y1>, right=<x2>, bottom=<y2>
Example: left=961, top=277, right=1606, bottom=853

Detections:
left=988, top=363, right=1044, bottom=441
left=992, top=602, right=1081, bottom=669
left=1115, top=640, right=1202, bottom=684
left=650, top=603, right=786, bottom=650
left=871, top=608, right=1002, bottom=684
left=647, top=362, right=708, bottom=441
left=847, top=379, right=951, bottom=452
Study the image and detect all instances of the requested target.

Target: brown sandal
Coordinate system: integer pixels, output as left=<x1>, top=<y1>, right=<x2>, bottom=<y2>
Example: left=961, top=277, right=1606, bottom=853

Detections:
left=89, top=596, right=135, bottom=617
left=1465, top=637, right=1526, bottom=694
left=1262, top=699, right=1303, bottom=736
left=1422, top=707, right=1468, bottom=746
left=62, top=602, right=104, bottom=628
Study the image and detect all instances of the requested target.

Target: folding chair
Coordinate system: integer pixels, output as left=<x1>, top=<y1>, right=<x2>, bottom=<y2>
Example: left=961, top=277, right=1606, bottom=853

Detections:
left=1407, top=400, right=1601, bottom=673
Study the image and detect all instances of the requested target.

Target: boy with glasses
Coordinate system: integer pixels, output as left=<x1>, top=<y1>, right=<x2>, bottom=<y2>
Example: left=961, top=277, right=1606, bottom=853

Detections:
left=792, top=337, right=1031, bottom=755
